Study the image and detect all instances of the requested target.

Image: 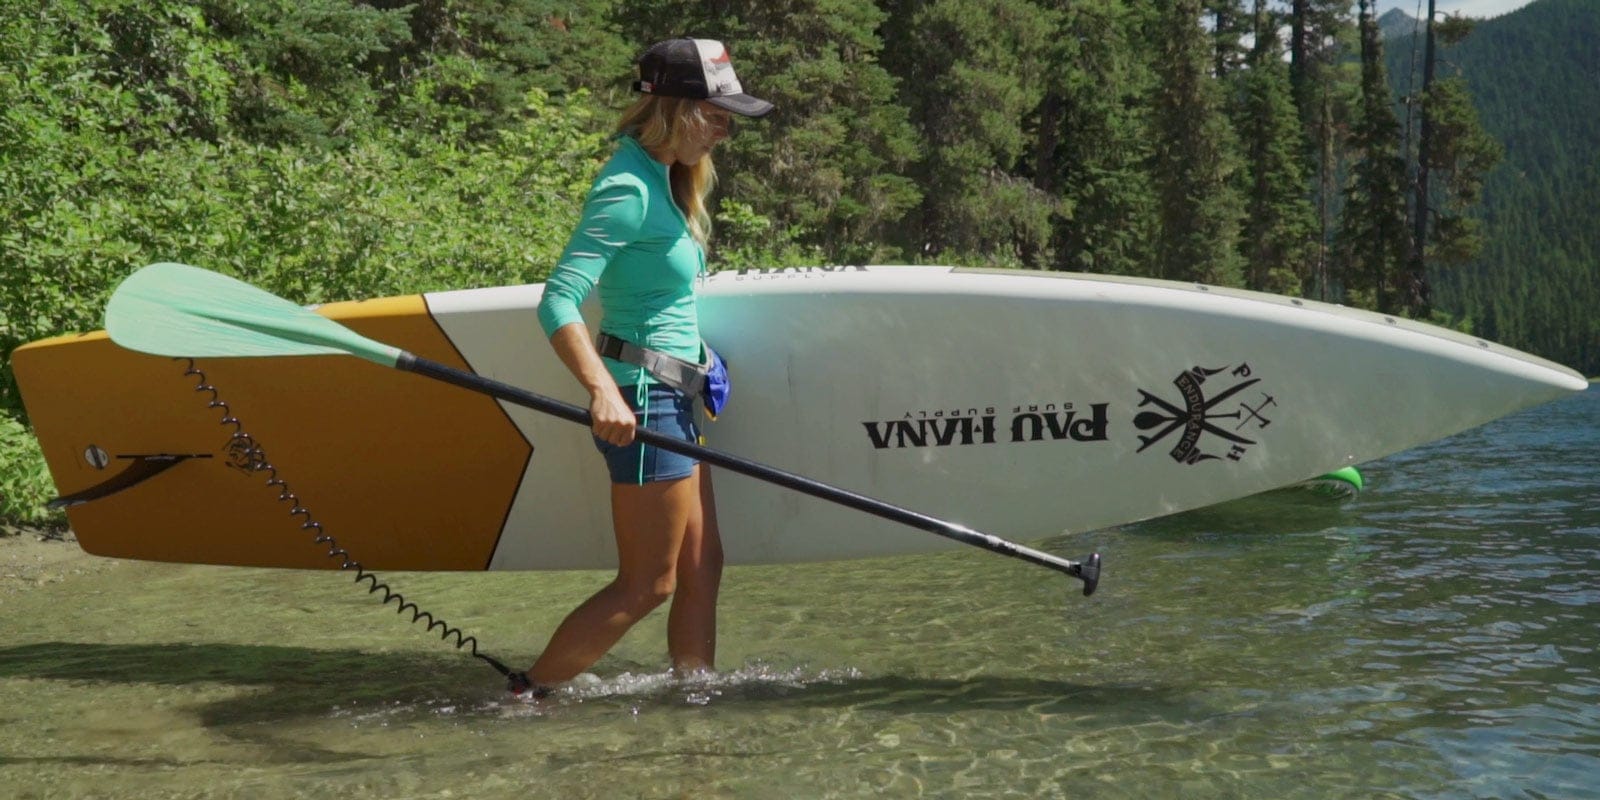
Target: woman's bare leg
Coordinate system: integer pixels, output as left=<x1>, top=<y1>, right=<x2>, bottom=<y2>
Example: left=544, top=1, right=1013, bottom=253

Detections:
left=668, top=465, right=724, bottom=673
left=525, top=473, right=700, bottom=686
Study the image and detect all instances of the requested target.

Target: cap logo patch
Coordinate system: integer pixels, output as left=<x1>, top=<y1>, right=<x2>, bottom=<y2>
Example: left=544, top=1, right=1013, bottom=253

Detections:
left=693, top=39, right=740, bottom=96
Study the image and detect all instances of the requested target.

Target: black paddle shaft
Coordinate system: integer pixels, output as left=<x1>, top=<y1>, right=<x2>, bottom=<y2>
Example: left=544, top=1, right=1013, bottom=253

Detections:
left=399, top=354, right=1101, bottom=596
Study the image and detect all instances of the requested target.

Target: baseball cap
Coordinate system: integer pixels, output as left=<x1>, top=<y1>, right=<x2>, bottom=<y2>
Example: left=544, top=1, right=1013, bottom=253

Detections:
left=633, top=38, right=775, bottom=118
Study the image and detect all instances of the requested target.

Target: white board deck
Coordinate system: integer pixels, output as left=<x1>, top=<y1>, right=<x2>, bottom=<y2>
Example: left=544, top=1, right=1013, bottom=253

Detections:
left=421, top=266, right=1586, bottom=570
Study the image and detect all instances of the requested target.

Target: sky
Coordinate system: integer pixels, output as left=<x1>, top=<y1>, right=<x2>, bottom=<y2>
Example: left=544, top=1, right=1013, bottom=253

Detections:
left=1372, top=0, right=1538, bottom=19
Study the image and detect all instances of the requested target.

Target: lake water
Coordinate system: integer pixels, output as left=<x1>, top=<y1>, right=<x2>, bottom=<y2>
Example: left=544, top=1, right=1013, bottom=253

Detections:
left=2, top=386, right=1596, bottom=799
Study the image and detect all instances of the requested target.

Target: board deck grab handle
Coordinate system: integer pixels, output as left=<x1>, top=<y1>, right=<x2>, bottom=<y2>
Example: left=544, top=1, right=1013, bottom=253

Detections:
left=47, top=454, right=201, bottom=510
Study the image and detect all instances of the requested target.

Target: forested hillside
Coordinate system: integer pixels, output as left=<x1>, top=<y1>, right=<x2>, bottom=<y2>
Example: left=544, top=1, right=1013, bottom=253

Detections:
left=2, top=0, right=1593, bottom=522
left=1384, top=0, right=1599, bottom=379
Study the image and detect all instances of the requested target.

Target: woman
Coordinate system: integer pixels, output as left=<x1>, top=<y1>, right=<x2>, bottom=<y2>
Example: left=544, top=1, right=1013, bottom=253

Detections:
left=518, top=38, right=774, bottom=696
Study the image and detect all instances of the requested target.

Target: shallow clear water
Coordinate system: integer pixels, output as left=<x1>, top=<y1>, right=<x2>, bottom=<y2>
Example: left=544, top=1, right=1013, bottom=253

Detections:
left=2, top=386, right=1596, bottom=799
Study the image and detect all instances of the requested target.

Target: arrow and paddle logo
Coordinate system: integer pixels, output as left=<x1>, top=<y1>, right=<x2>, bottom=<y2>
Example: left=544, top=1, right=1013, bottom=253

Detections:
left=1135, top=363, right=1275, bottom=465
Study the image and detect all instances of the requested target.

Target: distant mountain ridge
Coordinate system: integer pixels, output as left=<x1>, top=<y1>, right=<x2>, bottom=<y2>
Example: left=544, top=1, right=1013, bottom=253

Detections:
left=1378, top=8, right=1420, bottom=40
left=1383, top=0, right=1599, bottom=374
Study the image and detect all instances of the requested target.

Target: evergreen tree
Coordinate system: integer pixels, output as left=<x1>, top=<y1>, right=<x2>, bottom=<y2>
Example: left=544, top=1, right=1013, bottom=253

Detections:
left=1149, top=0, right=1245, bottom=285
left=1402, top=0, right=1440, bottom=315
left=1403, top=9, right=1502, bottom=318
left=1231, top=0, right=1317, bottom=296
left=1287, top=0, right=1347, bottom=131
left=1394, top=0, right=1598, bottom=374
left=1286, top=0, right=1353, bottom=300
left=1033, top=0, right=1160, bottom=275
left=1206, top=0, right=1250, bottom=80
left=1338, top=0, right=1410, bottom=312
left=880, top=0, right=1057, bottom=266
left=615, top=0, right=922, bottom=264
left=1418, top=74, right=1501, bottom=265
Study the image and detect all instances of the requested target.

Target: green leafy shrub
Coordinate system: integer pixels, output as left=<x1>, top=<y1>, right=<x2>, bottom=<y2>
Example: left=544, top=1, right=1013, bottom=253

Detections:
left=0, top=413, right=62, bottom=530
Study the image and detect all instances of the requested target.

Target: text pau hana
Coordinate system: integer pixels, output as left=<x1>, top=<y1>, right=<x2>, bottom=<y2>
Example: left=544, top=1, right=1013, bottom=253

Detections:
left=864, top=404, right=1108, bottom=450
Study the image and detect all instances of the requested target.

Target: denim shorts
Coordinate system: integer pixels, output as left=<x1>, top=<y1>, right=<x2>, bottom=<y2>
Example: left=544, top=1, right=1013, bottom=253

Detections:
left=593, top=384, right=700, bottom=484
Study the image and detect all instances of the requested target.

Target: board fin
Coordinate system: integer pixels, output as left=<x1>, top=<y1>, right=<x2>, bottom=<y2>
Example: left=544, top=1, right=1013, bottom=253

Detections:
left=1288, top=466, right=1365, bottom=501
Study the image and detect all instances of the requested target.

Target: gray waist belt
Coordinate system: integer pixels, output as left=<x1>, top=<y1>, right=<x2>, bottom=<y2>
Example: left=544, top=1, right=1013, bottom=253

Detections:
left=596, top=333, right=708, bottom=395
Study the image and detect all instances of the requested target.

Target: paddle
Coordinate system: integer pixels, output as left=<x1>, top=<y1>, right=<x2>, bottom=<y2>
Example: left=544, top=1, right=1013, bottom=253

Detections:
left=105, top=263, right=1102, bottom=596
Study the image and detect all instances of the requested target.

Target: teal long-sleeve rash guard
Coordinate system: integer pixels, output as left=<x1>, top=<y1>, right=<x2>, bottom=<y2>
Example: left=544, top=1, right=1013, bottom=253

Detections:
left=536, top=135, right=707, bottom=388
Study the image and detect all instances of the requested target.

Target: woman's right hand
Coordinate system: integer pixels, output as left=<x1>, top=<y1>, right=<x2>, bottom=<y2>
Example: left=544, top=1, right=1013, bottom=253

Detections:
left=545, top=323, right=636, bottom=446
left=589, top=387, right=637, bottom=446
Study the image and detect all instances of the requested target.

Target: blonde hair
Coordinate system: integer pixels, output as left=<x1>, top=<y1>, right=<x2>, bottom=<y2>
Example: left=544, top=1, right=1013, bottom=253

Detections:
left=616, top=96, right=718, bottom=244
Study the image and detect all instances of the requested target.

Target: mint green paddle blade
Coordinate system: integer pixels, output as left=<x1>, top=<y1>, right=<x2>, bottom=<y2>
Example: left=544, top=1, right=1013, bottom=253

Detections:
left=105, top=262, right=401, bottom=367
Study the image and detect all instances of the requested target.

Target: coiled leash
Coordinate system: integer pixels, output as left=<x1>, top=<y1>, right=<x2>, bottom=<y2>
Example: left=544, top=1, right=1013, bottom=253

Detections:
left=179, top=358, right=533, bottom=694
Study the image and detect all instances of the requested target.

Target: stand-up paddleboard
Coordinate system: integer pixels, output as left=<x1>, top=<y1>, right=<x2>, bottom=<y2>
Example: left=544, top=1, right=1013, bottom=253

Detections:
left=14, top=266, right=1586, bottom=571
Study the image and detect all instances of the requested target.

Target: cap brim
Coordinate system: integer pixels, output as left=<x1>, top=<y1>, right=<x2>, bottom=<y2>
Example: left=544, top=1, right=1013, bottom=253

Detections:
left=708, top=93, right=774, bottom=119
